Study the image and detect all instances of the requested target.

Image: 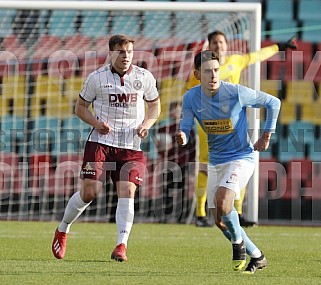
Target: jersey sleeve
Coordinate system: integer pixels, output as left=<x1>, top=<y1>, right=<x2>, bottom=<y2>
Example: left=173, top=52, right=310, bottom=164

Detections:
left=238, top=84, right=281, bottom=132
left=143, top=70, right=159, bottom=102
left=246, top=44, right=279, bottom=65
left=79, top=71, right=97, bottom=102
left=179, top=93, right=196, bottom=142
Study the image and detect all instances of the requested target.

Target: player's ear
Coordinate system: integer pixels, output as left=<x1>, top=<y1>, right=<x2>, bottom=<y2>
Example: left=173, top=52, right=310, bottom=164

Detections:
left=194, top=69, right=201, bottom=80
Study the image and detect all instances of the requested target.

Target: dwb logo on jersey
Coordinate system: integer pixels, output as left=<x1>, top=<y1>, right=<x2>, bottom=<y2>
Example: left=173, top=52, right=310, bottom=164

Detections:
left=109, top=93, right=137, bottom=107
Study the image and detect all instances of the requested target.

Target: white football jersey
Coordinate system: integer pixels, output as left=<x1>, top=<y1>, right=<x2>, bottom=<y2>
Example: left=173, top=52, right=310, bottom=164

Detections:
left=79, top=64, right=159, bottom=150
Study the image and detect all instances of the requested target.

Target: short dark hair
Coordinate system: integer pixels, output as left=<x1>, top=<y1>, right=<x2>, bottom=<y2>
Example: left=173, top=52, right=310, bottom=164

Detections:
left=207, top=30, right=227, bottom=43
left=194, top=50, right=220, bottom=70
left=109, top=34, right=135, bottom=51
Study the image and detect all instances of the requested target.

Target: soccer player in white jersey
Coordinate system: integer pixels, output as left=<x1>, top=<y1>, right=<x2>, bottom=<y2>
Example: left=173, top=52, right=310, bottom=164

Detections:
left=52, top=34, right=161, bottom=262
left=176, top=50, right=281, bottom=274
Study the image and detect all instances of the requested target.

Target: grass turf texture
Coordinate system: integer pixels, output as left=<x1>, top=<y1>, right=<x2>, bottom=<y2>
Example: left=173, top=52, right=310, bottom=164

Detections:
left=0, top=221, right=321, bottom=285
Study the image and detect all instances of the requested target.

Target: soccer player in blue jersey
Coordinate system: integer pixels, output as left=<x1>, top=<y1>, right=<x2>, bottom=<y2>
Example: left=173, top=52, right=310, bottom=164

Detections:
left=176, top=50, right=281, bottom=274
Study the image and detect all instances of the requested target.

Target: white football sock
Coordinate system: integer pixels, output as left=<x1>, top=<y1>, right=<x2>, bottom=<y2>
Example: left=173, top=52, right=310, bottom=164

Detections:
left=116, top=198, right=134, bottom=248
left=58, top=191, right=91, bottom=234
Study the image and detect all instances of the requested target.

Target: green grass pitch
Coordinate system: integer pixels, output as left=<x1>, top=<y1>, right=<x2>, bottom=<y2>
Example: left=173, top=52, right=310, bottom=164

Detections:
left=1, top=221, right=321, bottom=285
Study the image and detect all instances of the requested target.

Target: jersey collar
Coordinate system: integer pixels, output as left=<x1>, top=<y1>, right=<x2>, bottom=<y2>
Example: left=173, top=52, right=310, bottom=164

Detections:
left=110, top=64, right=133, bottom=77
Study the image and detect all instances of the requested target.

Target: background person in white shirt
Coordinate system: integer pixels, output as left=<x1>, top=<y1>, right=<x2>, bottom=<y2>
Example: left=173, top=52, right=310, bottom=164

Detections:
left=52, top=34, right=161, bottom=262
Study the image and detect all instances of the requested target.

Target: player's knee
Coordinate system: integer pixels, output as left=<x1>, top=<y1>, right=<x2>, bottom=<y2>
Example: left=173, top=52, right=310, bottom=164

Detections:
left=216, top=200, right=233, bottom=216
left=215, top=220, right=227, bottom=231
left=81, top=179, right=102, bottom=202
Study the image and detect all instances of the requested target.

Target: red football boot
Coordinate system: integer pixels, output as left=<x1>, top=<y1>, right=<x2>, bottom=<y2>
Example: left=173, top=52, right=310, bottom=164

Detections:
left=111, top=243, right=128, bottom=262
left=52, top=228, right=68, bottom=259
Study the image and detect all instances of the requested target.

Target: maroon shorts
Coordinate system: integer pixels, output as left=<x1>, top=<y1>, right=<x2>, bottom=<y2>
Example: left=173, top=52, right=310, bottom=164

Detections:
left=80, top=141, right=146, bottom=185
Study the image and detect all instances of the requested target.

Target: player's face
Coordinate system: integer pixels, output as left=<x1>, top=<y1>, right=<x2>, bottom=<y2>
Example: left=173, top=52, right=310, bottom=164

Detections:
left=110, top=43, right=134, bottom=74
left=195, top=59, right=220, bottom=95
left=208, top=34, right=228, bottom=56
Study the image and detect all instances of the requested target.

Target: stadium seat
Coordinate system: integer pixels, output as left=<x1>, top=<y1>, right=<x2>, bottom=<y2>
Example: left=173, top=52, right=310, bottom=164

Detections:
left=298, top=0, right=321, bottom=21
left=288, top=120, right=315, bottom=147
left=0, top=114, right=25, bottom=153
left=203, top=12, right=231, bottom=36
left=0, top=9, right=16, bottom=38
left=265, top=0, right=294, bottom=21
left=55, top=153, right=82, bottom=196
left=61, top=34, right=92, bottom=59
left=61, top=115, right=91, bottom=153
left=278, top=101, right=297, bottom=125
left=2, top=34, right=28, bottom=62
left=0, top=152, right=21, bottom=193
left=259, top=158, right=286, bottom=200
left=269, top=60, right=299, bottom=82
left=48, top=10, right=79, bottom=37
left=269, top=19, right=298, bottom=42
left=308, top=136, right=321, bottom=161
left=303, top=162, right=321, bottom=211
left=260, top=80, right=281, bottom=97
left=301, top=20, right=321, bottom=43
left=159, top=78, right=186, bottom=119
left=0, top=75, right=26, bottom=117
left=0, top=36, right=27, bottom=77
left=109, top=11, right=141, bottom=36
left=278, top=122, right=308, bottom=163
left=28, top=153, right=55, bottom=194
left=278, top=137, right=306, bottom=163
left=284, top=159, right=313, bottom=201
left=32, top=75, right=65, bottom=117
left=285, top=80, right=316, bottom=104
left=63, top=76, right=84, bottom=109
left=300, top=102, right=321, bottom=125
left=80, top=10, right=109, bottom=37
left=304, top=55, right=321, bottom=83
left=31, top=35, right=63, bottom=75
left=174, top=12, right=203, bottom=42
left=155, top=42, right=188, bottom=80
left=31, top=116, right=61, bottom=155
left=142, top=11, right=172, bottom=40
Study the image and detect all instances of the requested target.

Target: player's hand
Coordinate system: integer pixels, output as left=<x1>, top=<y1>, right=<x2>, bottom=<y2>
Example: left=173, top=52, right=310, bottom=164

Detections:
left=175, top=131, right=187, bottom=146
left=95, top=121, right=110, bottom=135
left=254, top=131, right=271, bottom=152
left=253, top=135, right=271, bottom=152
left=137, top=125, right=149, bottom=139
left=278, top=36, right=298, bottom=51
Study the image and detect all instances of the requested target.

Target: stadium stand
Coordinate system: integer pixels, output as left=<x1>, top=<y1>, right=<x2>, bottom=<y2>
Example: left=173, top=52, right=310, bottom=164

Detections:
left=0, top=152, right=21, bottom=192
left=48, top=10, right=79, bottom=37
left=109, top=11, right=141, bottom=36
left=301, top=20, right=321, bottom=43
left=80, top=10, right=109, bottom=37
left=278, top=101, right=297, bottom=126
left=285, top=80, right=316, bottom=104
left=298, top=0, right=321, bottom=21
left=143, top=12, right=172, bottom=40
left=301, top=102, right=321, bottom=125
left=0, top=9, right=16, bottom=38
left=269, top=20, right=298, bottom=42
left=260, top=79, right=281, bottom=97
left=265, top=0, right=294, bottom=21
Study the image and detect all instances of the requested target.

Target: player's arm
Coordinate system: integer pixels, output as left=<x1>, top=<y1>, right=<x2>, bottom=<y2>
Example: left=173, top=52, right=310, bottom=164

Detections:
left=238, top=85, right=281, bottom=151
left=246, top=36, right=297, bottom=65
left=137, top=98, right=161, bottom=139
left=75, top=96, right=110, bottom=135
left=176, top=95, right=195, bottom=146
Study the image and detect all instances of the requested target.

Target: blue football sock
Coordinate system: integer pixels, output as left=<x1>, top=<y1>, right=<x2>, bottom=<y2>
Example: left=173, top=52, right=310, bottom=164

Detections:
left=221, top=210, right=242, bottom=244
